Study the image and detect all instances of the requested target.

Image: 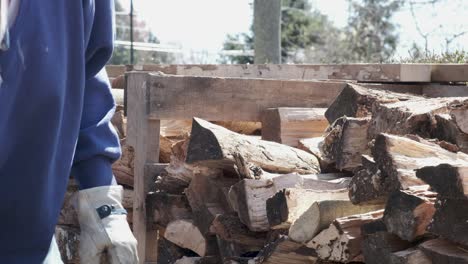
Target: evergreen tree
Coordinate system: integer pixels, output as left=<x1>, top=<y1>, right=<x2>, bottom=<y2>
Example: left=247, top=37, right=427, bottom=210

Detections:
left=345, top=0, right=403, bottom=62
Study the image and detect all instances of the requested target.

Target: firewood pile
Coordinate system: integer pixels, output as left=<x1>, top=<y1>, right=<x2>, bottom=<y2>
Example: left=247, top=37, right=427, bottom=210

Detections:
left=56, top=64, right=468, bottom=263
left=141, top=83, right=468, bottom=264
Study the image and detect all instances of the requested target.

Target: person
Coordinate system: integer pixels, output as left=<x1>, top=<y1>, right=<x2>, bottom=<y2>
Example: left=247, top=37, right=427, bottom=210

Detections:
left=0, top=0, right=138, bottom=263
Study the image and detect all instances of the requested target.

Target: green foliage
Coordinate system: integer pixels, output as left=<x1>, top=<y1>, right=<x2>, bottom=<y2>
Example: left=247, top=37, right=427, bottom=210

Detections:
left=345, top=0, right=403, bottom=62
left=221, top=0, right=341, bottom=64
left=398, top=45, right=468, bottom=63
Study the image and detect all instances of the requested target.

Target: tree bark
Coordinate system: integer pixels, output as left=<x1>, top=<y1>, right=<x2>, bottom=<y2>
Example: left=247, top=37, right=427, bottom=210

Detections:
left=321, top=117, right=371, bottom=171
left=324, top=83, right=419, bottom=124
left=348, top=155, right=388, bottom=204
left=429, top=198, right=468, bottom=247
left=416, top=164, right=468, bottom=199
left=383, top=187, right=436, bottom=241
left=254, top=235, right=318, bottom=264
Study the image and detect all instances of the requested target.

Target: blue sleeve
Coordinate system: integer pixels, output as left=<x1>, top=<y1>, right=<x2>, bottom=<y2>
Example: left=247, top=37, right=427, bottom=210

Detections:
left=72, top=0, right=121, bottom=189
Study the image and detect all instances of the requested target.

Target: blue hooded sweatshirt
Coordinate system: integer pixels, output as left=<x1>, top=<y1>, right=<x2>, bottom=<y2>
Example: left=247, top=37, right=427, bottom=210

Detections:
left=0, top=0, right=120, bottom=262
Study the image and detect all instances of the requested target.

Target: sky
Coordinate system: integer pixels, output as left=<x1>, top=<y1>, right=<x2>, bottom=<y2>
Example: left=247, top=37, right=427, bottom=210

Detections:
left=121, top=0, right=468, bottom=62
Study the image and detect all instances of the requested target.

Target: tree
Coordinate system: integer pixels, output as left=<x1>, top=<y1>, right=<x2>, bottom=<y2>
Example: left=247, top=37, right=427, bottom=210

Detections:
left=345, top=0, right=403, bottom=62
left=221, top=0, right=341, bottom=64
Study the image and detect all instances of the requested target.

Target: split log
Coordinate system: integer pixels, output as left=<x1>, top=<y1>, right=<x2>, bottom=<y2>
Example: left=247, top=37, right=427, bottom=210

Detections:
left=372, top=133, right=468, bottom=193
left=163, top=220, right=213, bottom=257
left=419, top=239, right=468, bottom=264
left=229, top=173, right=350, bottom=231
left=429, top=198, right=468, bottom=247
left=361, top=220, right=414, bottom=264
left=254, top=235, right=318, bottom=264
left=306, top=210, right=384, bottom=263
left=416, top=164, right=468, bottom=199
left=186, top=118, right=320, bottom=174
left=261, top=107, right=328, bottom=147
left=289, top=200, right=384, bottom=243
left=158, top=238, right=198, bottom=264
left=348, top=155, right=388, bottom=204
left=212, top=214, right=267, bottom=250
left=383, top=187, right=436, bottom=241
left=267, top=188, right=350, bottom=230
left=433, top=114, right=468, bottom=153
left=146, top=192, right=192, bottom=227
left=298, top=137, right=335, bottom=172
left=185, top=174, right=237, bottom=235
left=368, top=97, right=468, bottom=139
left=324, top=83, right=419, bottom=124
left=321, top=117, right=371, bottom=171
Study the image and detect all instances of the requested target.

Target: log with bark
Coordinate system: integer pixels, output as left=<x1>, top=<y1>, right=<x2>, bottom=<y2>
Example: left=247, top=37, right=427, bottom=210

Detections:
left=229, top=173, right=350, bottom=231
left=289, top=200, right=384, bottom=243
left=212, top=214, right=266, bottom=260
left=173, top=256, right=221, bottom=264
left=324, top=83, right=419, bottom=124
left=419, top=238, right=468, bottom=264
left=348, top=155, right=388, bottom=204
left=321, top=116, right=371, bottom=171
left=429, top=198, right=468, bottom=247
left=146, top=192, right=192, bottom=228
left=158, top=237, right=199, bottom=264
left=186, top=118, right=320, bottom=174
left=416, top=164, right=468, bottom=199
left=361, top=220, right=414, bottom=264
left=306, top=210, right=384, bottom=263
left=433, top=114, right=468, bottom=154
left=383, top=186, right=437, bottom=242
left=371, top=133, right=468, bottom=193
left=261, top=107, right=328, bottom=147
left=368, top=97, right=468, bottom=140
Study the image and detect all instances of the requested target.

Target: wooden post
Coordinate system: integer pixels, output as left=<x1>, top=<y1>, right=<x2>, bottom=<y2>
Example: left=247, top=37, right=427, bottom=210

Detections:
left=127, top=72, right=161, bottom=263
left=254, top=0, right=281, bottom=64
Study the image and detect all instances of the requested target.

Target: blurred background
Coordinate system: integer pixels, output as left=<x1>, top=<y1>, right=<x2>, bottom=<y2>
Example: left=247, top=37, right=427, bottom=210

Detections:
left=109, top=0, right=468, bottom=65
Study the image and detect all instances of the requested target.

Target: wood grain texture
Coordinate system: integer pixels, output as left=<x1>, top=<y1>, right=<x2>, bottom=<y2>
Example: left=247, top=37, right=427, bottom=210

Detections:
left=147, top=74, right=346, bottom=122
left=261, top=107, right=328, bottom=147
left=128, top=64, right=432, bottom=82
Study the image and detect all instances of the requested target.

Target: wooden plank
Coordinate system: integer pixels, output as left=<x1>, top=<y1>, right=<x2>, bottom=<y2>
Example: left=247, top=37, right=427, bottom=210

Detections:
left=146, top=74, right=347, bottom=122
left=422, top=84, right=468, bottom=97
left=132, top=64, right=432, bottom=82
left=126, top=72, right=161, bottom=263
left=431, top=64, right=468, bottom=82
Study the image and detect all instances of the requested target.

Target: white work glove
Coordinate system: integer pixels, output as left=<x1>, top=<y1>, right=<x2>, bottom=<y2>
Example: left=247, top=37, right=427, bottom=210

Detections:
left=75, top=185, right=138, bottom=264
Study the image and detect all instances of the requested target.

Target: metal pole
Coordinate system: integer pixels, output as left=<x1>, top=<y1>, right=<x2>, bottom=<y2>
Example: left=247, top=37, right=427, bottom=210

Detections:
left=130, top=0, right=134, bottom=65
